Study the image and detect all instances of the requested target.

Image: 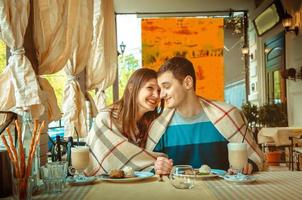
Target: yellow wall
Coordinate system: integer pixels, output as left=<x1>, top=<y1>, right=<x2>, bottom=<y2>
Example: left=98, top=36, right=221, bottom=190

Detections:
left=142, top=18, right=224, bottom=100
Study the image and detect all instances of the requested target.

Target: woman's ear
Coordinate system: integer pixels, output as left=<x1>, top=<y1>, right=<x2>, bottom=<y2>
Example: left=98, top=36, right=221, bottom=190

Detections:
left=183, top=76, right=193, bottom=90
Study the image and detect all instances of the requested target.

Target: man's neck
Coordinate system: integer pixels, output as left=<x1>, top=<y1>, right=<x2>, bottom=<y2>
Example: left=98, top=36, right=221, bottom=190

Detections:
left=176, top=93, right=202, bottom=117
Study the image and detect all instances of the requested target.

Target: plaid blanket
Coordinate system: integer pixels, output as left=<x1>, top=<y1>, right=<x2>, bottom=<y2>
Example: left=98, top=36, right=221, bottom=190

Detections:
left=146, top=97, right=265, bottom=171
left=85, top=110, right=164, bottom=176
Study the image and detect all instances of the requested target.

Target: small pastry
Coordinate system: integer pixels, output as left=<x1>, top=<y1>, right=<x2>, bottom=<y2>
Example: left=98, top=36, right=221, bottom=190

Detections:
left=123, top=166, right=135, bottom=177
left=184, top=169, right=194, bottom=175
left=109, top=169, right=125, bottom=178
left=198, top=164, right=211, bottom=175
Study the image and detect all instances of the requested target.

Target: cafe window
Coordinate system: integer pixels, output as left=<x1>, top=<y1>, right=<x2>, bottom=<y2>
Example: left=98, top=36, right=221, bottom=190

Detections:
left=114, top=15, right=141, bottom=102
left=265, top=32, right=285, bottom=104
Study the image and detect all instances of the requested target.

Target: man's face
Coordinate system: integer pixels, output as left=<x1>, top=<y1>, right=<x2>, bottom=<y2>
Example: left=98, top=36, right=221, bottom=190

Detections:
left=157, top=71, right=187, bottom=109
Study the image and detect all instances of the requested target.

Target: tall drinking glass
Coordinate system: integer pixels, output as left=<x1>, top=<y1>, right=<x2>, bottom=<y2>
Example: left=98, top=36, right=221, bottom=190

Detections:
left=71, top=146, right=90, bottom=181
left=227, top=143, right=248, bottom=178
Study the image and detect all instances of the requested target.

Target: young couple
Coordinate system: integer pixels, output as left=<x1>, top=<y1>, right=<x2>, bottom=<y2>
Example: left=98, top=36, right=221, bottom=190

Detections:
left=85, top=56, right=264, bottom=176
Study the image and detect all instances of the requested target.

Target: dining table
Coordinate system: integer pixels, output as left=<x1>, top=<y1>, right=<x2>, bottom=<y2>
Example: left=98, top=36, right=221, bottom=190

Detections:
left=257, top=127, right=302, bottom=170
left=257, top=127, right=302, bottom=146
left=1, top=171, right=298, bottom=200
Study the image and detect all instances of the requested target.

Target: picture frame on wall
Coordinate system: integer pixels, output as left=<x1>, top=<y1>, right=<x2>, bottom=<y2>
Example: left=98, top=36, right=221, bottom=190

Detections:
left=253, top=1, right=284, bottom=36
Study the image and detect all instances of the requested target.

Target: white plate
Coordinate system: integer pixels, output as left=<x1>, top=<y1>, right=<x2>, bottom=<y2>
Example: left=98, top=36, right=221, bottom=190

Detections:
left=223, top=174, right=256, bottom=183
left=184, top=169, right=226, bottom=179
left=210, top=169, right=227, bottom=177
left=185, top=173, right=217, bottom=179
left=66, top=176, right=97, bottom=186
left=99, top=171, right=154, bottom=183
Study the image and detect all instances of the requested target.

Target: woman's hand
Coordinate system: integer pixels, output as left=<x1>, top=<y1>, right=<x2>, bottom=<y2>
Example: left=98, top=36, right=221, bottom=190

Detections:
left=154, top=156, right=173, bottom=175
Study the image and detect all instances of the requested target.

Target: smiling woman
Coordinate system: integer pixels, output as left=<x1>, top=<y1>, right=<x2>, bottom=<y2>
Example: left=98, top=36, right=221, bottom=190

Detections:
left=85, top=68, right=165, bottom=176
left=109, top=68, right=163, bottom=147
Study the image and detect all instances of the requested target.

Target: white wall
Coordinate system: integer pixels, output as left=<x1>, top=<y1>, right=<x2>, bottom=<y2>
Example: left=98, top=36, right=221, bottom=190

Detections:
left=283, top=0, right=302, bottom=126
left=247, top=20, right=260, bottom=105
left=249, top=0, right=302, bottom=126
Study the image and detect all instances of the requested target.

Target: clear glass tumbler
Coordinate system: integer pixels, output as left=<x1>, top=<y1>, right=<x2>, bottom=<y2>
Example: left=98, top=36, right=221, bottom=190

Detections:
left=169, top=165, right=195, bottom=189
left=40, top=161, right=68, bottom=193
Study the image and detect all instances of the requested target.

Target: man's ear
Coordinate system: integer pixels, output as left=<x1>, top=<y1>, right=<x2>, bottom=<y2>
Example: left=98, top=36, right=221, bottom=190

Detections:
left=183, top=76, right=193, bottom=89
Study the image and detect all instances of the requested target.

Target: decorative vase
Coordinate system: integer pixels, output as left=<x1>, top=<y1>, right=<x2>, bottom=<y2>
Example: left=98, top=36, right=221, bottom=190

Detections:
left=21, top=111, right=40, bottom=192
left=266, top=151, right=282, bottom=166
left=12, top=176, right=33, bottom=200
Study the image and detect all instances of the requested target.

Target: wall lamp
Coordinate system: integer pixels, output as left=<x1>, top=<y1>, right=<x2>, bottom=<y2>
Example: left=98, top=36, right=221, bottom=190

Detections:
left=264, top=47, right=271, bottom=54
left=120, top=42, right=126, bottom=55
left=282, top=67, right=302, bottom=81
left=117, top=41, right=126, bottom=56
left=241, top=45, right=254, bottom=60
left=282, top=11, right=299, bottom=36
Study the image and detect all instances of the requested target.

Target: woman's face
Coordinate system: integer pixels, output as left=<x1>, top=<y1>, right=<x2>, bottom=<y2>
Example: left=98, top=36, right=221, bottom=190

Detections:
left=137, top=78, right=160, bottom=115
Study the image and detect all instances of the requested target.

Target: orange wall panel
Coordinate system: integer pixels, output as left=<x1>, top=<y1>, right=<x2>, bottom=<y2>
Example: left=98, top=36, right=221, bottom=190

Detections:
left=142, top=18, right=224, bottom=100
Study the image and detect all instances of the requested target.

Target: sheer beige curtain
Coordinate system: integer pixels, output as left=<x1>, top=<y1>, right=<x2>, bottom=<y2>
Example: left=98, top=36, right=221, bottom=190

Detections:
left=0, top=0, right=43, bottom=117
left=33, top=0, right=83, bottom=122
left=62, top=0, right=93, bottom=138
left=86, top=0, right=117, bottom=113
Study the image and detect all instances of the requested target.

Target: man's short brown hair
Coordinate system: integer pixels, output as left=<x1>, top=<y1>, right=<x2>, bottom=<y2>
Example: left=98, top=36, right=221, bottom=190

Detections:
left=158, top=56, right=196, bottom=90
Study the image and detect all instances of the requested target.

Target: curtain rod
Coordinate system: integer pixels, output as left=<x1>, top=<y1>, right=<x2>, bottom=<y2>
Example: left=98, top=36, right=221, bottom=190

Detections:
left=115, top=10, right=248, bottom=16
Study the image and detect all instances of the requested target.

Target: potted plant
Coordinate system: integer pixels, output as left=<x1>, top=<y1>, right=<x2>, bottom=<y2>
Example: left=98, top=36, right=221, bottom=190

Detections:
left=241, top=102, right=259, bottom=141
left=258, top=103, right=288, bottom=127
left=242, top=102, right=288, bottom=166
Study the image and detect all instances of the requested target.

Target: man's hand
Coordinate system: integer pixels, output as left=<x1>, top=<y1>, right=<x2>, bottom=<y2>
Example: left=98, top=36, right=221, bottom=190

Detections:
left=228, top=163, right=253, bottom=175
left=154, top=156, right=173, bottom=175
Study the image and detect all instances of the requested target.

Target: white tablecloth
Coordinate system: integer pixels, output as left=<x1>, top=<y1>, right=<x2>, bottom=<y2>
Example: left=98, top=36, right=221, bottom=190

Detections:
left=2, top=172, right=302, bottom=200
left=258, top=127, right=302, bottom=146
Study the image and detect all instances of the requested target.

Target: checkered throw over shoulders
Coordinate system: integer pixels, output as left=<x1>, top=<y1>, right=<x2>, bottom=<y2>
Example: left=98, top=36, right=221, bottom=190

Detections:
left=85, top=109, right=164, bottom=176
left=146, top=97, right=265, bottom=171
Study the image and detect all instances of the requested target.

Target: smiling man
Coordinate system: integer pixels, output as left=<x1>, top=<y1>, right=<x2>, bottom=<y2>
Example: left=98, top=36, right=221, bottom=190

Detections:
left=145, top=56, right=264, bottom=175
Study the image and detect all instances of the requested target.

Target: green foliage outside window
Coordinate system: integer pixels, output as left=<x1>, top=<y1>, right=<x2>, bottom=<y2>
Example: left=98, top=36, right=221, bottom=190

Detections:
left=105, top=86, right=113, bottom=106
left=44, top=70, right=66, bottom=111
left=118, top=54, right=139, bottom=99
left=0, top=40, right=6, bottom=73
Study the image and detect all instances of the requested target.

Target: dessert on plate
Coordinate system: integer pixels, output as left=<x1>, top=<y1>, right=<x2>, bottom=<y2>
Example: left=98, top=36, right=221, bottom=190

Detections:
left=109, top=169, right=125, bottom=178
left=184, top=169, right=195, bottom=175
left=108, top=167, right=135, bottom=178
left=196, top=164, right=211, bottom=175
left=123, top=166, right=135, bottom=177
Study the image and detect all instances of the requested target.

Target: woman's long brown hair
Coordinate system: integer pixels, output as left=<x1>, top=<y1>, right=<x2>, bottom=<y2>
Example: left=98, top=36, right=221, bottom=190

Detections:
left=110, top=68, right=164, bottom=147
